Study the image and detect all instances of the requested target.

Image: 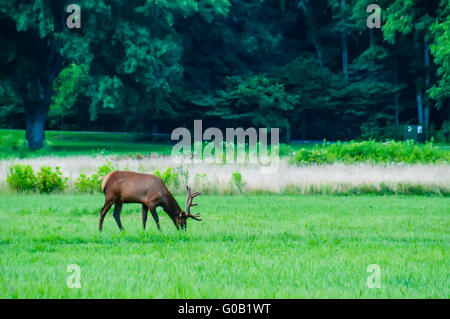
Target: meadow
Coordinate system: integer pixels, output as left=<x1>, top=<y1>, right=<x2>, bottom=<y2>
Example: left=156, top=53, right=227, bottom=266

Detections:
left=0, top=194, right=448, bottom=298
left=0, top=129, right=175, bottom=158
left=0, top=130, right=449, bottom=299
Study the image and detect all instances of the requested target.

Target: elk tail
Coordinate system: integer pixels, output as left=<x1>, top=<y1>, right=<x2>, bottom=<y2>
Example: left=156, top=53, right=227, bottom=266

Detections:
left=102, top=172, right=114, bottom=193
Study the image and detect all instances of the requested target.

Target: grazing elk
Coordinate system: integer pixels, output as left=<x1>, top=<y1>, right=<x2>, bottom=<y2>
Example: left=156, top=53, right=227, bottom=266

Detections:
left=99, top=171, right=202, bottom=232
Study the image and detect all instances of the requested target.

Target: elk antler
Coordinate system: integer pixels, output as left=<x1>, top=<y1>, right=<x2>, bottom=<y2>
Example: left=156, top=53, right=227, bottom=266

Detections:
left=185, top=186, right=202, bottom=221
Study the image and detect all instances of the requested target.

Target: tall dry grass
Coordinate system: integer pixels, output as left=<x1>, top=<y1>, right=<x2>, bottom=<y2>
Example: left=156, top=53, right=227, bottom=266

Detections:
left=1, top=155, right=449, bottom=195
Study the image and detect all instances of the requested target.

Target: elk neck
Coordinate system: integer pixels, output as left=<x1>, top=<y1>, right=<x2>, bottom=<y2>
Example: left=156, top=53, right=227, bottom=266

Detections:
left=162, top=191, right=184, bottom=219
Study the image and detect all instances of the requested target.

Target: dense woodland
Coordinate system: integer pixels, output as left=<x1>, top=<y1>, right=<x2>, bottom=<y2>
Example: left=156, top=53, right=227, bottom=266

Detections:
left=0, top=0, right=449, bottom=149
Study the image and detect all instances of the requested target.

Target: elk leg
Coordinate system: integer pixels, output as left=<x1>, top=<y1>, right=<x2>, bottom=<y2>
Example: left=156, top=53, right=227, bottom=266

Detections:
left=99, top=200, right=114, bottom=232
left=142, top=205, right=148, bottom=230
left=113, top=201, right=124, bottom=231
left=147, top=202, right=160, bottom=231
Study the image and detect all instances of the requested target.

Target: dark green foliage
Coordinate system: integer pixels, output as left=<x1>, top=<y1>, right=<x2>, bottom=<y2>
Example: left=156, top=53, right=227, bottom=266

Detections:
left=428, top=121, right=450, bottom=143
left=428, top=1, right=450, bottom=107
left=291, top=140, right=450, bottom=164
left=0, top=0, right=449, bottom=145
left=360, top=124, right=403, bottom=141
left=206, top=75, right=297, bottom=128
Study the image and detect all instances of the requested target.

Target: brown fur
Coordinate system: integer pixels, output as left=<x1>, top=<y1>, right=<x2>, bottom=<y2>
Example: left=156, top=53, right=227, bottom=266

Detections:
left=98, top=171, right=201, bottom=232
left=102, top=172, right=114, bottom=193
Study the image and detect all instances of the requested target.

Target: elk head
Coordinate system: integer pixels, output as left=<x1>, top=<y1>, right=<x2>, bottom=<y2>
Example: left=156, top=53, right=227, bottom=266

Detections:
left=176, top=186, right=202, bottom=230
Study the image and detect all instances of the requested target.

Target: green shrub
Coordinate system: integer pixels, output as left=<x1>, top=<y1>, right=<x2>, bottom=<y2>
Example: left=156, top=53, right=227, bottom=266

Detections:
left=6, top=164, right=37, bottom=192
left=290, top=140, right=450, bottom=165
left=360, top=124, right=403, bottom=141
left=74, top=173, right=98, bottom=193
left=97, top=161, right=115, bottom=177
left=36, top=166, right=67, bottom=193
left=153, top=167, right=180, bottom=187
left=7, top=164, right=68, bottom=193
left=75, top=161, right=115, bottom=193
left=428, top=121, right=450, bottom=143
left=279, top=143, right=295, bottom=157
left=230, top=171, right=246, bottom=193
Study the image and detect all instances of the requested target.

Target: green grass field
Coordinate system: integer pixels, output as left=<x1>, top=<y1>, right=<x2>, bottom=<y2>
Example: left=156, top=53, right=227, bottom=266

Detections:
left=0, top=129, right=174, bottom=158
left=0, top=194, right=448, bottom=298
left=0, top=129, right=316, bottom=159
left=1, top=129, right=448, bottom=159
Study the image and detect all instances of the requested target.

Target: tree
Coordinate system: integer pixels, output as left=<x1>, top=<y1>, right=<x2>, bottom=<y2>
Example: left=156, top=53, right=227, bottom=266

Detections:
left=0, top=0, right=68, bottom=149
left=329, top=0, right=357, bottom=81
left=0, top=0, right=448, bottom=143
left=49, top=63, right=87, bottom=135
left=428, top=0, right=450, bottom=108
left=382, top=0, right=442, bottom=128
left=203, top=75, right=297, bottom=130
left=0, top=0, right=232, bottom=149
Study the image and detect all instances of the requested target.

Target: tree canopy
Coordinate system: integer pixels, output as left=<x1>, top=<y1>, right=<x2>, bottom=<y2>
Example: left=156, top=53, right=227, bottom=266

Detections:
left=0, top=0, right=448, bottom=148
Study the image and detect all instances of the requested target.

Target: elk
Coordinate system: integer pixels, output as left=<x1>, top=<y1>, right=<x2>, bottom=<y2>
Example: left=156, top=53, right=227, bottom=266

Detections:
left=99, top=171, right=202, bottom=232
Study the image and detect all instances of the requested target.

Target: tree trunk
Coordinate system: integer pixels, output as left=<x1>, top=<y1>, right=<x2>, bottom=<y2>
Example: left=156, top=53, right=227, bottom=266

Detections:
left=394, top=94, right=399, bottom=126
left=369, top=28, right=374, bottom=48
left=415, top=84, right=424, bottom=126
left=286, top=123, right=291, bottom=142
left=341, top=0, right=348, bottom=81
left=313, top=40, right=323, bottom=67
left=61, top=113, right=64, bottom=138
left=394, top=57, right=399, bottom=126
left=413, top=30, right=424, bottom=126
left=300, top=1, right=323, bottom=67
left=24, top=39, right=64, bottom=150
left=25, top=73, right=55, bottom=149
left=342, top=33, right=348, bottom=81
left=423, top=40, right=430, bottom=128
left=300, top=111, right=307, bottom=139
left=26, top=103, right=48, bottom=150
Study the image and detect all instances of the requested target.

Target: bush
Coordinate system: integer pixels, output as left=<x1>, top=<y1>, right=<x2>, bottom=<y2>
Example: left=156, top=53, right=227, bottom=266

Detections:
left=75, top=173, right=97, bottom=193
left=6, top=164, right=37, bottom=192
left=360, top=124, right=403, bottom=141
left=36, top=166, right=67, bottom=193
left=153, top=167, right=180, bottom=188
left=428, top=121, right=450, bottom=143
left=75, top=161, right=115, bottom=193
left=230, top=171, right=246, bottom=193
left=7, top=164, right=68, bottom=193
left=97, top=161, right=115, bottom=177
left=290, top=140, right=450, bottom=165
left=279, top=143, right=295, bottom=157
